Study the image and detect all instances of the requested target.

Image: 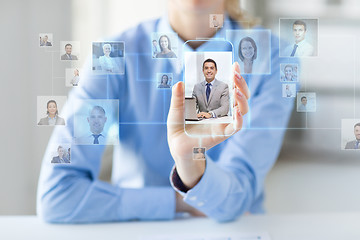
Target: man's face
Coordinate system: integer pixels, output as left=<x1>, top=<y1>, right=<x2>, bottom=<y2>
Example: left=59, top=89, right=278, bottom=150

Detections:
left=152, top=41, right=157, bottom=47
left=203, top=62, right=217, bottom=82
left=58, top=148, right=64, bottom=158
left=354, top=126, right=360, bottom=140
left=87, top=108, right=107, bottom=135
left=65, top=45, right=72, bottom=55
left=293, top=24, right=306, bottom=43
left=44, top=36, right=48, bottom=42
left=301, top=97, right=307, bottom=105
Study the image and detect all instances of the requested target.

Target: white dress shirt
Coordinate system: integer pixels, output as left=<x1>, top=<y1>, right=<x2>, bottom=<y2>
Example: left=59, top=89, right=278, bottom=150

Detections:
left=75, top=133, right=107, bottom=145
left=286, top=39, right=314, bottom=57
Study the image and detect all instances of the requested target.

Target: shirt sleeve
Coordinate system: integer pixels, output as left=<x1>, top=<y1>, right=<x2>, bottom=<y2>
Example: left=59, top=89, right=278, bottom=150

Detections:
left=38, top=160, right=175, bottom=223
left=36, top=61, right=176, bottom=223
left=170, top=36, right=298, bottom=222
left=170, top=157, right=242, bottom=222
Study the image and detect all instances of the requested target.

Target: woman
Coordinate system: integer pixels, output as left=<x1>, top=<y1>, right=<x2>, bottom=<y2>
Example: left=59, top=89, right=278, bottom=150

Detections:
left=155, top=35, right=177, bottom=58
left=38, top=100, right=65, bottom=125
left=39, top=0, right=295, bottom=223
left=281, top=65, right=296, bottom=82
left=99, top=44, right=118, bottom=72
left=158, top=74, right=171, bottom=88
left=70, top=69, right=80, bottom=86
left=285, top=84, right=293, bottom=98
left=238, top=37, right=257, bottom=74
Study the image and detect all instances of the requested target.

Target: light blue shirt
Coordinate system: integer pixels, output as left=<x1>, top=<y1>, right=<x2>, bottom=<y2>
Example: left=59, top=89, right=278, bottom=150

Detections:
left=47, top=116, right=56, bottom=126
left=37, top=14, right=296, bottom=223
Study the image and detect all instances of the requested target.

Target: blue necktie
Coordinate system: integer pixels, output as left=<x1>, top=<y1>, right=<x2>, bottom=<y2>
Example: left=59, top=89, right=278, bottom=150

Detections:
left=93, top=134, right=101, bottom=144
left=206, top=83, right=211, bottom=102
left=355, top=141, right=359, bottom=149
left=290, top=44, right=298, bottom=57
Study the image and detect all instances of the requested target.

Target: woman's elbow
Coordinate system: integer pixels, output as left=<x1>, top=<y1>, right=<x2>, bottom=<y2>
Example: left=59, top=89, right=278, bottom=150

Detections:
left=37, top=196, right=76, bottom=223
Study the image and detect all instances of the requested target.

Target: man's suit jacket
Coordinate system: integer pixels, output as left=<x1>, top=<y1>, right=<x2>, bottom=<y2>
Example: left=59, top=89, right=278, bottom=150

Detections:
left=40, top=42, right=52, bottom=46
left=51, top=156, right=70, bottom=163
left=345, top=140, right=359, bottom=149
left=38, top=116, right=66, bottom=125
left=61, top=54, right=78, bottom=60
left=192, top=79, right=229, bottom=117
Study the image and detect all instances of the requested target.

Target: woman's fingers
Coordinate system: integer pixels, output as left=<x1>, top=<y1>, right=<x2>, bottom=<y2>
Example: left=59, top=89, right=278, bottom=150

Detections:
left=232, top=105, right=243, bottom=132
left=234, top=87, right=249, bottom=115
left=167, top=82, right=185, bottom=133
left=233, top=62, right=250, bottom=100
left=223, top=105, right=244, bottom=138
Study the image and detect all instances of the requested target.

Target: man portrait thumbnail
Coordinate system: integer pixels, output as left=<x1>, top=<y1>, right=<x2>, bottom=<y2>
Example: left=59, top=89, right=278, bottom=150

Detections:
left=192, top=59, right=229, bottom=119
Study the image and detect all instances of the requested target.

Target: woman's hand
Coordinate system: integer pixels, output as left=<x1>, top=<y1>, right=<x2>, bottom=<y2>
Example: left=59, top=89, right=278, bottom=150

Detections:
left=167, top=62, right=250, bottom=189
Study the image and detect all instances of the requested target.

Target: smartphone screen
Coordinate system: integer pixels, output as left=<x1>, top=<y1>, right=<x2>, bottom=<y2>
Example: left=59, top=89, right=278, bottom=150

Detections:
left=183, top=40, right=235, bottom=137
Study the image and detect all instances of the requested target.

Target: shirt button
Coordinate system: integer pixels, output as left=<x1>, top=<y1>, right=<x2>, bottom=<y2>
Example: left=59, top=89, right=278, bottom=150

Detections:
left=189, top=196, right=197, bottom=201
left=197, top=202, right=205, bottom=207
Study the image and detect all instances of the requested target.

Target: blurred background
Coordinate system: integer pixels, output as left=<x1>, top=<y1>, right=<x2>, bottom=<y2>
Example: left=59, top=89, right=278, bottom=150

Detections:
left=1, top=0, right=359, bottom=215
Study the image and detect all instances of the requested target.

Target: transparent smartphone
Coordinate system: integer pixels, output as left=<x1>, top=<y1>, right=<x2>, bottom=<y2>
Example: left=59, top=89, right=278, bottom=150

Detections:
left=183, top=40, right=235, bottom=137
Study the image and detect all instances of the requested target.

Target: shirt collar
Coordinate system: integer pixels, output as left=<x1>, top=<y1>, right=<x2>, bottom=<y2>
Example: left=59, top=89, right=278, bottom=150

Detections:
left=203, top=78, right=217, bottom=85
left=90, top=133, right=104, bottom=137
left=296, top=39, right=308, bottom=47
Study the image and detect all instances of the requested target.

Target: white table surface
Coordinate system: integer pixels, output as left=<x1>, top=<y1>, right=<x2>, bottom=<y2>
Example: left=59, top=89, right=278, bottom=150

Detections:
left=1, top=213, right=360, bottom=240
left=186, top=116, right=232, bottom=124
